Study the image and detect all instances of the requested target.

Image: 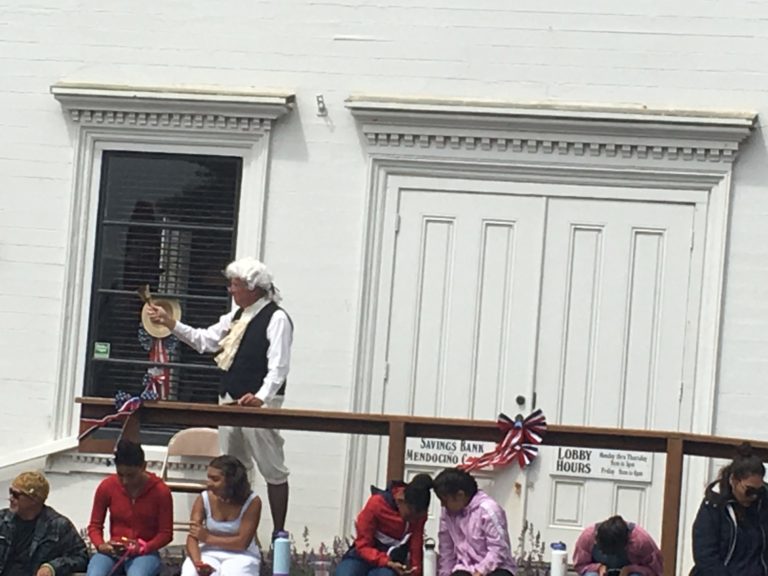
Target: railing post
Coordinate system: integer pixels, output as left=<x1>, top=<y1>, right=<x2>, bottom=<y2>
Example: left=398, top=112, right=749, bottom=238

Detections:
left=121, top=411, right=141, bottom=443
left=386, top=421, right=406, bottom=481
left=661, top=436, right=684, bottom=576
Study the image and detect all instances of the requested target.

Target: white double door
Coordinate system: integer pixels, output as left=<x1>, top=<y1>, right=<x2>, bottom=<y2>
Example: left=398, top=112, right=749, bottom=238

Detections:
left=367, top=176, right=698, bottom=544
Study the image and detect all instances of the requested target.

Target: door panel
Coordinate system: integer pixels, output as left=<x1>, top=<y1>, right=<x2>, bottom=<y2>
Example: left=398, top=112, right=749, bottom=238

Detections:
left=527, top=197, right=695, bottom=548
left=383, top=189, right=545, bottom=420
left=376, top=187, right=546, bottom=537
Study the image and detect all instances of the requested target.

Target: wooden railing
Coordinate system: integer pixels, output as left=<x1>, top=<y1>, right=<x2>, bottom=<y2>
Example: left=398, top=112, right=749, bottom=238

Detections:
left=77, top=397, right=768, bottom=576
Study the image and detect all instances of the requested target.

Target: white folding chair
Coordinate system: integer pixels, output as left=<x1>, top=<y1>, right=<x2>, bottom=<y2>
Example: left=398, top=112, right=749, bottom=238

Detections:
left=160, top=427, right=221, bottom=493
left=161, top=427, right=220, bottom=536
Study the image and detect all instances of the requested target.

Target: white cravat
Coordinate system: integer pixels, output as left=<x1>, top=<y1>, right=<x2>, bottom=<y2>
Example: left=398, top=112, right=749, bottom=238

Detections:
left=213, top=300, right=267, bottom=371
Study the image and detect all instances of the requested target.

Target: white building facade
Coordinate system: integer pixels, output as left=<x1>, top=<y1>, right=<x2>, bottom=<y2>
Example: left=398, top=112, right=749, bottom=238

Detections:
left=1, top=2, right=768, bottom=573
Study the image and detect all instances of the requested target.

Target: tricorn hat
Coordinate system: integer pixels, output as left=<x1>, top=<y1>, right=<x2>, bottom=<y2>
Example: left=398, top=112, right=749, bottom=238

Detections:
left=141, top=298, right=182, bottom=339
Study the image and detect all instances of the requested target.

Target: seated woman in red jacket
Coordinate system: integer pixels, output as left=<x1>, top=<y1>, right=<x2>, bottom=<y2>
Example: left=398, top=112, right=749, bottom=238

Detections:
left=335, top=474, right=433, bottom=576
left=87, top=440, right=173, bottom=576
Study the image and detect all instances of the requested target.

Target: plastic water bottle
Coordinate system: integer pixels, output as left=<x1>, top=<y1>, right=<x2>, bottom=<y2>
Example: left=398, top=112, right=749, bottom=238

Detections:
left=423, top=538, right=437, bottom=576
left=273, top=531, right=291, bottom=576
left=549, top=541, right=567, bottom=576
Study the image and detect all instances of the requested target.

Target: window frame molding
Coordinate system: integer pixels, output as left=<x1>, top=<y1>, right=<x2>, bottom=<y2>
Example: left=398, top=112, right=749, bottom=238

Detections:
left=50, top=83, right=294, bottom=444
left=342, top=94, right=757, bottom=542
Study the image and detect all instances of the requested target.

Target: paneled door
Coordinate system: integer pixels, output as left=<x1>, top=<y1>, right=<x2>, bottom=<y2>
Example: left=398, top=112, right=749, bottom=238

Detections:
left=524, top=197, right=696, bottom=549
left=365, top=180, right=697, bottom=546
left=367, top=183, right=547, bottom=535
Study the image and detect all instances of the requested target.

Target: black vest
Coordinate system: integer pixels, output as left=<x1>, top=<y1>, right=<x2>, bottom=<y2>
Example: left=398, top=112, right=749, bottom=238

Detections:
left=218, top=301, right=291, bottom=399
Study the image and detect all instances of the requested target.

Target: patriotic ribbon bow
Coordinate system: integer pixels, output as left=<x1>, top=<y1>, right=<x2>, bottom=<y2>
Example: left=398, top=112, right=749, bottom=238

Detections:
left=459, top=409, right=547, bottom=472
left=138, top=326, right=178, bottom=400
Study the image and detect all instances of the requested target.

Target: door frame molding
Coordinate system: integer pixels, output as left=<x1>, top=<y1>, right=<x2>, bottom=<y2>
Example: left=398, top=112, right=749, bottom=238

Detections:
left=342, top=97, right=756, bottom=543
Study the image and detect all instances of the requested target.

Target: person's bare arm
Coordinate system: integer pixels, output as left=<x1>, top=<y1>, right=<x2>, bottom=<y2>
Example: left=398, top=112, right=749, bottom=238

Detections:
left=186, top=496, right=205, bottom=564
left=191, top=496, right=262, bottom=551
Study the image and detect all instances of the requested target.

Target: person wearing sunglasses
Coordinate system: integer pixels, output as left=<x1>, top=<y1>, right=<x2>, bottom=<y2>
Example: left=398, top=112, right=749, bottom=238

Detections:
left=0, top=471, right=88, bottom=576
left=691, top=442, right=768, bottom=576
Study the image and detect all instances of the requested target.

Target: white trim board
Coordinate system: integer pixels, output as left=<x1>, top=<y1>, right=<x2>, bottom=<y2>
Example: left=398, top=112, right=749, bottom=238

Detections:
left=342, top=97, right=757, bottom=548
left=0, top=437, right=79, bottom=472
left=48, top=83, right=295, bottom=448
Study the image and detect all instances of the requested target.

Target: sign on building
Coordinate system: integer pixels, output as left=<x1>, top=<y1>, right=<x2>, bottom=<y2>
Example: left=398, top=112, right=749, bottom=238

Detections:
left=551, top=447, right=653, bottom=483
left=405, top=437, right=497, bottom=468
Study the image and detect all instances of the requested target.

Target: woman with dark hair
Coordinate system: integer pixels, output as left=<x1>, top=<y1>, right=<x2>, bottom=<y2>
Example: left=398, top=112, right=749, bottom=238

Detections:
left=690, top=442, right=768, bottom=576
left=181, top=455, right=262, bottom=576
left=572, top=515, right=662, bottom=576
left=87, top=440, right=173, bottom=576
left=432, top=467, right=516, bottom=576
left=335, top=474, right=434, bottom=576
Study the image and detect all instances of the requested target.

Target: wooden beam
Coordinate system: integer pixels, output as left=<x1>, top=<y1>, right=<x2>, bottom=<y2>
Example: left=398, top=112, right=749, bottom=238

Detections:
left=386, top=421, right=406, bottom=481
left=78, top=436, right=117, bottom=454
left=76, top=397, right=768, bottom=456
left=121, top=412, right=141, bottom=443
left=661, top=436, right=684, bottom=576
left=76, top=398, right=768, bottom=459
left=76, top=395, right=768, bottom=576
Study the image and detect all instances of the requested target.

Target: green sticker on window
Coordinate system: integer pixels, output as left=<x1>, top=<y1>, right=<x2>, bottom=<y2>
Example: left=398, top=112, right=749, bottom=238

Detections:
left=93, top=342, right=111, bottom=359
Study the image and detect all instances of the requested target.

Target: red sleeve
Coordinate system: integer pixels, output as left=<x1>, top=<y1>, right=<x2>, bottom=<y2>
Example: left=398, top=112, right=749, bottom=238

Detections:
left=87, top=480, right=110, bottom=547
left=144, top=483, right=174, bottom=552
left=409, top=516, right=426, bottom=576
left=354, top=497, right=390, bottom=567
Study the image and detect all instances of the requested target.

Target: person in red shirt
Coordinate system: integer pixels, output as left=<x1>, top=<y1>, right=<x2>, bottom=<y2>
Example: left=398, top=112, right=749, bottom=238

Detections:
left=335, top=474, right=433, bottom=576
left=86, top=440, right=173, bottom=576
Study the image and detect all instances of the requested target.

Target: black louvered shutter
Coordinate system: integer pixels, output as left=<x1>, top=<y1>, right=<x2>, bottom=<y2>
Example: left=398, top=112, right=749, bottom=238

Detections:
left=84, top=151, right=242, bottom=412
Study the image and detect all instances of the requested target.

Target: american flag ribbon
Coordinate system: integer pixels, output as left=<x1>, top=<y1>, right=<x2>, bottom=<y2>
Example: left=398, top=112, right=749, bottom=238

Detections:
left=77, top=395, right=144, bottom=441
left=459, top=409, right=547, bottom=472
left=144, top=338, right=170, bottom=399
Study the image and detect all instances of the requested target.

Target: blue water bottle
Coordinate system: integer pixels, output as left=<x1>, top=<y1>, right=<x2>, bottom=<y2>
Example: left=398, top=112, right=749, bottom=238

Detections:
left=273, top=531, right=291, bottom=576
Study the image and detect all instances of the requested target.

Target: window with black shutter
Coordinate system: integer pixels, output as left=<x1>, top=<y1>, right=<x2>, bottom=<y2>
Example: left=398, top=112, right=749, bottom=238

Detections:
left=84, top=150, right=242, bottom=408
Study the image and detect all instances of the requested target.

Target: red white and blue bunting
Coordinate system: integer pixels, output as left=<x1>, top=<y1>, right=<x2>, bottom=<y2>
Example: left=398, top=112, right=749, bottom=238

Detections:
left=459, top=409, right=547, bottom=472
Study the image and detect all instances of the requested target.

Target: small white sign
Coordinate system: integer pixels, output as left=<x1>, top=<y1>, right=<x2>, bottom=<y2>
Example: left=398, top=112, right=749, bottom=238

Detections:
left=551, top=447, right=653, bottom=483
left=405, top=437, right=497, bottom=468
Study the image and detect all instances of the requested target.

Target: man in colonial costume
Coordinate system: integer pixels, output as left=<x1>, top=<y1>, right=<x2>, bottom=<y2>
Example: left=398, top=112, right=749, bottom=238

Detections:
left=147, top=257, right=292, bottom=537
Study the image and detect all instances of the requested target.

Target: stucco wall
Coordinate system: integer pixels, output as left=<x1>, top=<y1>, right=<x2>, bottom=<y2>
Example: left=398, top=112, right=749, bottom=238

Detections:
left=1, top=0, right=768, bottom=566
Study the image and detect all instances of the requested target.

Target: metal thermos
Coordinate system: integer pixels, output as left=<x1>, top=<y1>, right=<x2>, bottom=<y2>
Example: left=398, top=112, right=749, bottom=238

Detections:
left=549, top=541, right=567, bottom=576
left=423, top=538, right=437, bottom=576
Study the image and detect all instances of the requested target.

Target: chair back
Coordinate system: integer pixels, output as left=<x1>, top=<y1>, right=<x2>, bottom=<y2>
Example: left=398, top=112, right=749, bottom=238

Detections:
left=160, top=427, right=220, bottom=482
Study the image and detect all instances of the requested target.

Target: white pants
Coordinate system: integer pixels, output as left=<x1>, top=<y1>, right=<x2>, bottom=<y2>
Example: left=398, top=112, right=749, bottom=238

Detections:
left=219, top=394, right=290, bottom=485
left=181, top=549, right=260, bottom=576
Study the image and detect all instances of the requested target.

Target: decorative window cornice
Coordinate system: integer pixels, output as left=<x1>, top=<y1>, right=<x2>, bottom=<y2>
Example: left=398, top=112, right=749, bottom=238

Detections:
left=52, top=83, right=295, bottom=133
left=346, top=95, right=757, bottom=163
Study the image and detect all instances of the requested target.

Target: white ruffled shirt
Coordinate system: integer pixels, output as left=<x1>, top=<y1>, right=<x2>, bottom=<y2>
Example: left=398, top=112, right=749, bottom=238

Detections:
left=171, top=297, right=292, bottom=403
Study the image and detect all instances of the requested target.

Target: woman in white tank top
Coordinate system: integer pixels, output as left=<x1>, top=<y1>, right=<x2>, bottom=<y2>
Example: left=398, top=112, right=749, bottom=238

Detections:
left=181, top=456, right=262, bottom=576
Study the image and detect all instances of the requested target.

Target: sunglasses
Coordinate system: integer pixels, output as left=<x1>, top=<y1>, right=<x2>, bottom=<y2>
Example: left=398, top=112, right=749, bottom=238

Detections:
left=742, top=484, right=765, bottom=498
left=8, top=488, right=25, bottom=499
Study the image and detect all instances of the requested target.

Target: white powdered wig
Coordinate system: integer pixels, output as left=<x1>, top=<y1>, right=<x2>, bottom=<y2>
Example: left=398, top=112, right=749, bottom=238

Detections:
left=224, top=256, right=282, bottom=303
